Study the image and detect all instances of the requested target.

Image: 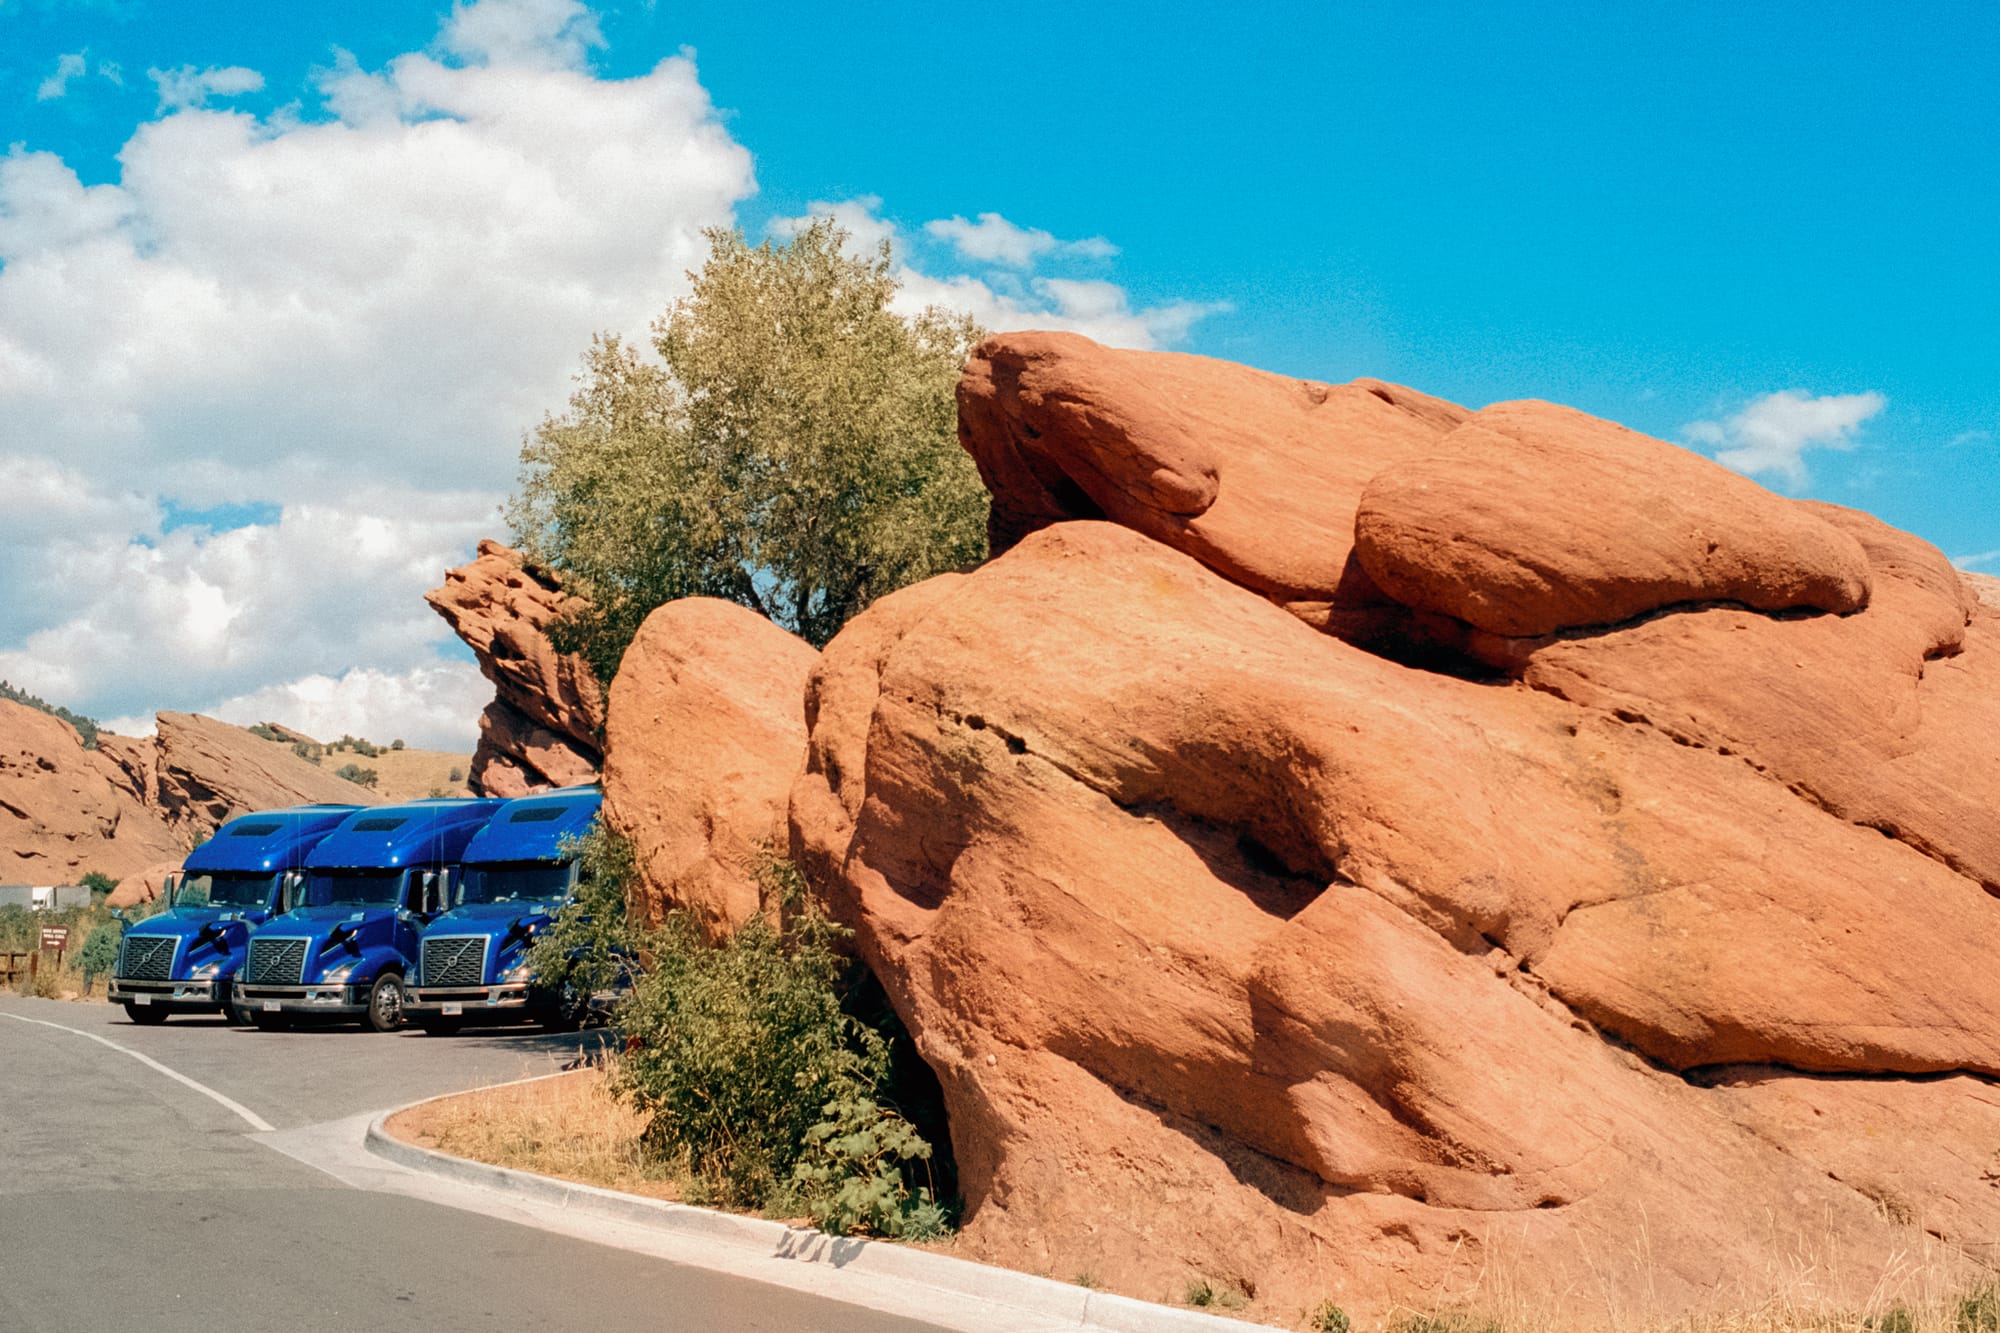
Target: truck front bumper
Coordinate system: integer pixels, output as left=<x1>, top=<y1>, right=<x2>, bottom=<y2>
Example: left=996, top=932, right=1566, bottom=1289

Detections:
left=232, top=981, right=368, bottom=1016
left=108, top=978, right=229, bottom=1013
left=405, top=983, right=531, bottom=1017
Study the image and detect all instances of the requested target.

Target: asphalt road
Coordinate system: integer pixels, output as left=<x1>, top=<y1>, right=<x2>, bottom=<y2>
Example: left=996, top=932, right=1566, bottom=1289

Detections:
left=0, top=996, right=951, bottom=1333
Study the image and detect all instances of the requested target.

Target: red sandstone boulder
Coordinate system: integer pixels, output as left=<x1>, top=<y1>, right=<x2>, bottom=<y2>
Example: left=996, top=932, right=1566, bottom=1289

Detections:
left=427, top=540, right=604, bottom=794
left=106, top=859, right=182, bottom=909
left=957, top=331, right=1468, bottom=638
left=790, top=515, right=2000, bottom=1320
left=604, top=598, right=818, bottom=934
left=1353, top=400, right=1873, bottom=636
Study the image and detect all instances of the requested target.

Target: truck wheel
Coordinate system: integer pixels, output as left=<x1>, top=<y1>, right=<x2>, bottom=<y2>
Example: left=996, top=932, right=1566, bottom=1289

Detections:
left=252, top=1011, right=291, bottom=1031
left=224, top=999, right=255, bottom=1026
left=418, top=1017, right=463, bottom=1037
left=365, top=973, right=405, bottom=1033
left=124, top=1003, right=169, bottom=1025
left=538, top=982, right=587, bottom=1033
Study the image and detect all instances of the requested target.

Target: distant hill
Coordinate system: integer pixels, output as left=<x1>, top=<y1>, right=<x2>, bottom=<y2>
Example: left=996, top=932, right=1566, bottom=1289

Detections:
left=245, top=725, right=474, bottom=803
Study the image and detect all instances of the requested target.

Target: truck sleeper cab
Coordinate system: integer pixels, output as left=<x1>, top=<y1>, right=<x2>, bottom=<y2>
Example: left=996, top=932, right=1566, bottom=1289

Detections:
left=108, top=805, right=359, bottom=1025
left=406, top=787, right=603, bottom=1035
left=234, top=798, right=504, bottom=1032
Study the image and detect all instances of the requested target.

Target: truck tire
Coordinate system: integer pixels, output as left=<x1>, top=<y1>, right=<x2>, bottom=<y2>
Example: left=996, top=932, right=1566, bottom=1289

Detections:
left=418, top=1016, right=463, bottom=1037
left=365, top=973, right=405, bottom=1033
left=124, top=1003, right=169, bottom=1025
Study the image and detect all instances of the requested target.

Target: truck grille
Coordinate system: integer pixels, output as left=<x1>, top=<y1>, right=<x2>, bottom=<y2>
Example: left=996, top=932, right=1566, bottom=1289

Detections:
left=119, top=935, right=176, bottom=981
left=422, top=935, right=487, bottom=988
left=246, top=937, right=309, bottom=986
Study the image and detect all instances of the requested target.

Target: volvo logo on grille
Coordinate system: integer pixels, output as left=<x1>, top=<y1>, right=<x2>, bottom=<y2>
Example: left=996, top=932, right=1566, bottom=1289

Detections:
left=422, top=936, right=486, bottom=988
left=247, top=937, right=309, bottom=986
left=119, top=935, right=176, bottom=981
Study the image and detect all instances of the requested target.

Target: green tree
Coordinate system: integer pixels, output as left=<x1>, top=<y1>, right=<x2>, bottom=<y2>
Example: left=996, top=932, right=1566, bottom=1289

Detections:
left=510, top=217, right=988, bottom=680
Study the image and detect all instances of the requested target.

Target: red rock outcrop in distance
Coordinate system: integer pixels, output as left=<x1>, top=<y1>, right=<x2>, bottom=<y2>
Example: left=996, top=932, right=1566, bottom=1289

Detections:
left=1, top=705, right=378, bottom=890
left=785, top=332, right=2000, bottom=1322
left=601, top=598, right=819, bottom=936
left=426, top=540, right=604, bottom=797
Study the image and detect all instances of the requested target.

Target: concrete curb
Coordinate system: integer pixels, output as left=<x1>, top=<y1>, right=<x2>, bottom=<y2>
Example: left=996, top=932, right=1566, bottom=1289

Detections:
left=365, top=1076, right=1269, bottom=1333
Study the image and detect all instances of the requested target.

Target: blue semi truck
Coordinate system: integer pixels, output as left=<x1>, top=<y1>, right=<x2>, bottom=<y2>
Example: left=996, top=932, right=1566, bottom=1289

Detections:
left=233, top=798, right=504, bottom=1032
left=405, top=786, right=603, bottom=1035
left=107, top=805, right=360, bottom=1025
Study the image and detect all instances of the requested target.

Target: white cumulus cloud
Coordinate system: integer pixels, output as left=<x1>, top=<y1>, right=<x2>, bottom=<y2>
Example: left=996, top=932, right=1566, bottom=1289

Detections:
left=36, top=51, right=87, bottom=101
left=1685, top=389, right=1887, bottom=487
left=208, top=662, right=493, bottom=751
left=779, top=197, right=1225, bottom=351
left=147, top=63, right=265, bottom=111
left=924, top=211, right=1116, bottom=268
left=0, top=0, right=1213, bottom=745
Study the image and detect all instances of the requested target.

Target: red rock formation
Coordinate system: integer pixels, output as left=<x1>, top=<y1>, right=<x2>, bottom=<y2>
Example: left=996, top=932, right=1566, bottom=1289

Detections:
left=1354, top=400, right=1873, bottom=637
left=147, top=712, right=381, bottom=831
left=956, top=330, right=1468, bottom=641
left=0, top=701, right=182, bottom=883
left=1, top=706, right=373, bottom=885
left=602, top=598, right=819, bottom=935
left=427, top=539, right=604, bottom=795
left=775, top=333, right=2000, bottom=1323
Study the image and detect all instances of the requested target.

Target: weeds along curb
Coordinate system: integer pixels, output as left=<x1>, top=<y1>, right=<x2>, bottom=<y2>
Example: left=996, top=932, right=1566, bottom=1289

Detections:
left=365, top=1077, right=1267, bottom=1333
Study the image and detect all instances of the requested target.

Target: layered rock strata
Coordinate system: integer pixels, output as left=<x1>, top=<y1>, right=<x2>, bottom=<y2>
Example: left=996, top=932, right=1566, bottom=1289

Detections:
left=774, top=333, right=2000, bottom=1320
left=427, top=539, right=604, bottom=796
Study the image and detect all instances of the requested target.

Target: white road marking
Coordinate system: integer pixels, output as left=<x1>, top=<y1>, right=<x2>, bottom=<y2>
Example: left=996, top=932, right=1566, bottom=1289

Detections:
left=0, top=1010, right=276, bottom=1133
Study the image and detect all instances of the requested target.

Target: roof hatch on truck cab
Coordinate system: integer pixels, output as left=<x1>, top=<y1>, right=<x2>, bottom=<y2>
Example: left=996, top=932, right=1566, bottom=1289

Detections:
left=304, top=798, right=507, bottom=872
left=459, top=787, right=602, bottom=867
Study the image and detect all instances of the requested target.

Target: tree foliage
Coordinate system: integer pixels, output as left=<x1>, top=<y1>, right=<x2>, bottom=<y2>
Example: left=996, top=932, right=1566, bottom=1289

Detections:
left=510, top=217, right=988, bottom=679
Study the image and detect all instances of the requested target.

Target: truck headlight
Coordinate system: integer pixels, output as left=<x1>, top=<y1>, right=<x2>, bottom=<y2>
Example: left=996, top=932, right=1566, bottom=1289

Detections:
left=190, top=963, right=222, bottom=979
left=321, top=963, right=355, bottom=983
left=502, top=961, right=532, bottom=982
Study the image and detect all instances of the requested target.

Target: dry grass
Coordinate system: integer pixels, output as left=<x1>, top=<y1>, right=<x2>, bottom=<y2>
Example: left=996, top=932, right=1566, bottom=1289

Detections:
left=385, top=1065, right=683, bottom=1200
left=8, top=958, right=111, bottom=1002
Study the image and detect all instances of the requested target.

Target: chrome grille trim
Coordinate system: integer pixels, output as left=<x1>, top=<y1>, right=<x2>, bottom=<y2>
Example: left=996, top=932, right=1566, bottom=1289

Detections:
left=421, top=935, right=487, bottom=989
left=119, top=935, right=176, bottom=981
left=246, top=936, right=310, bottom=986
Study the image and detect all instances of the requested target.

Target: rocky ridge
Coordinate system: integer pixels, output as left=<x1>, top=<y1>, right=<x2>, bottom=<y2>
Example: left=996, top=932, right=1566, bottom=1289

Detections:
left=1, top=706, right=379, bottom=893
left=426, top=539, right=604, bottom=797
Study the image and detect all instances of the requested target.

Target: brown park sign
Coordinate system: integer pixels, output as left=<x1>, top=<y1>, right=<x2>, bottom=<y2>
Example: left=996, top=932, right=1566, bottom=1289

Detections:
left=39, top=925, right=69, bottom=952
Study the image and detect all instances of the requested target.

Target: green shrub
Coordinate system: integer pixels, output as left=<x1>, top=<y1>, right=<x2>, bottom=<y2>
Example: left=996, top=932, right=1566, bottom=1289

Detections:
left=77, top=920, right=122, bottom=976
left=615, top=903, right=857, bottom=1207
left=448, top=766, right=465, bottom=783
left=334, top=763, right=379, bottom=789
left=80, top=871, right=117, bottom=903
left=1311, top=1301, right=1353, bottom=1333
left=391, top=739, right=405, bottom=751
left=525, top=824, right=644, bottom=1000
left=792, top=1077, right=947, bottom=1239
left=246, top=723, right=285, bottom=741
left=609, top=849, right=945, bottom=1235
left=293, top=740, right=323, bottom=765
left=1183, top=1278, right=1247, bottom=1310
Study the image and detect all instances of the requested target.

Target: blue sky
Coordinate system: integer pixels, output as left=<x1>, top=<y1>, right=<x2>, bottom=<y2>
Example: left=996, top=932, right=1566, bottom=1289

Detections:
left=1, top=0, right=1994, bottom=744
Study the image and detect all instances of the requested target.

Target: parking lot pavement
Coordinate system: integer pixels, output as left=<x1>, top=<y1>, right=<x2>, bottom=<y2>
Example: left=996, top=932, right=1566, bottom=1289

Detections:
left=0, top=995, right=951, bottom=1333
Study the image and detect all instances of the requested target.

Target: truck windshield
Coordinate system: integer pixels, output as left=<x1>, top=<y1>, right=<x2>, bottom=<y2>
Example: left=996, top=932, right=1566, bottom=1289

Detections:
left=303, top=870, right=407, bottom=909
left=458, top=862, right=570, bottom=906
left=173, top=872, right=275, bottom=910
